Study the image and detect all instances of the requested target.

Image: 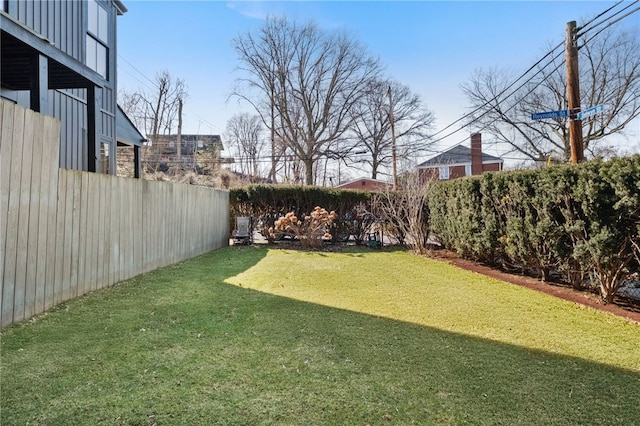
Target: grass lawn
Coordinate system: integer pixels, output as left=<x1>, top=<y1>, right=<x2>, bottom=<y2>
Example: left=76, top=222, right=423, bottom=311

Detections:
left=2, top=246, right=639, bottom=425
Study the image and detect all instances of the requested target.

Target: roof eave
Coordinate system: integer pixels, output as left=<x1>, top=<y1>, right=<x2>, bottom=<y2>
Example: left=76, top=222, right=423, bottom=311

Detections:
left=114, top=0, right=127, bottom=15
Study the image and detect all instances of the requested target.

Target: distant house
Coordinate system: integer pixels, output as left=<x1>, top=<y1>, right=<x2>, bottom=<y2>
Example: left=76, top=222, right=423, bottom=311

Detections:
left=1, top=0, right=144, bottom=176
left=145, top=134, right=232, bottom=173
left=155, top=134, right=224, bottom=157
left=417, top=133, right=503, bottom=182
left=336, top=178, right=392, bottom=191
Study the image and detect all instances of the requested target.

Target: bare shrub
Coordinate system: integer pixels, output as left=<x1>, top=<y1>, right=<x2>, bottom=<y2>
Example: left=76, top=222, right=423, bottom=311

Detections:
left=372, top=172, right=434, bottom=254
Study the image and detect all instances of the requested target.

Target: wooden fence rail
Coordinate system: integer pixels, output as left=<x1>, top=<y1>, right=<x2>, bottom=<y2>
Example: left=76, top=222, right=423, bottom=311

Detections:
left=0, top=100, right=229, bottom=328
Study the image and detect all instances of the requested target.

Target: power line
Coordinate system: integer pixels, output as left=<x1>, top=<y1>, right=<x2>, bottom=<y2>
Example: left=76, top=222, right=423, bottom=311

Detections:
left=117, top=54, right=225, bottom=135
left=578, top=1, right=640, bottom=42
left=118, top=54, right=157, bottom=88
left=576, top=0, right=626, bottom=32
left=577, top=0, right=639, bottom=36
left=429, top=48, right=565, bottom=145
left=429, top=42, right=564, bottom=141
left=427, top=0, right=638, bottom=156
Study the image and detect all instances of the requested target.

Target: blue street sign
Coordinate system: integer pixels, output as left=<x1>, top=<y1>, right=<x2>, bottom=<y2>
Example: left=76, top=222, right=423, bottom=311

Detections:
left=577, top=104, right=605, bottom=120
left=531, top=109, right=569, bottom=120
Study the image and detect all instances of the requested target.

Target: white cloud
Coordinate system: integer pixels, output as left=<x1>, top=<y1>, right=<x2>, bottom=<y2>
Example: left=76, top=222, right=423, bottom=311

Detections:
left=226, top=1, right=269, bottom=21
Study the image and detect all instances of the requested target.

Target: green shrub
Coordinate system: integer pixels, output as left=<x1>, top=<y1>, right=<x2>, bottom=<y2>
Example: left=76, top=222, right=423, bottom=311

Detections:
left=427, top=155, right=640, bottom=302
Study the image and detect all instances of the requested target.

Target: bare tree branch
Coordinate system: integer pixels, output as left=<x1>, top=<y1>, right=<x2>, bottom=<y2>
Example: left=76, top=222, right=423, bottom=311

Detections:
left=348, top=78, right=436, bottom=179
left=225, top=113, right=267, bottom=181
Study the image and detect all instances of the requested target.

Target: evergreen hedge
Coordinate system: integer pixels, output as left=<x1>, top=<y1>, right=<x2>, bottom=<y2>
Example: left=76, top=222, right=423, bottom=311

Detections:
left=428, top=155, right=640, bottom=302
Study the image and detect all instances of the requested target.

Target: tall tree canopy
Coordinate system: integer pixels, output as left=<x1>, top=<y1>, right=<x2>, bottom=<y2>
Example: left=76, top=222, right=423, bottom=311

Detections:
left=232, top=17, right=382, bottom=185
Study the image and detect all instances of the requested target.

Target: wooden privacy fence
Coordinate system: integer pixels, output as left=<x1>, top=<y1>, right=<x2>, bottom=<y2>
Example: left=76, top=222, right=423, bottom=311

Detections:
left=0, top=100, right=229, bottom=328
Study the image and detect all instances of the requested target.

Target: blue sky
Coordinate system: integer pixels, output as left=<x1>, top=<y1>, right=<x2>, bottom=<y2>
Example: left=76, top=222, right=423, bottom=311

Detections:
left=116, top=1, right=639, bottom=164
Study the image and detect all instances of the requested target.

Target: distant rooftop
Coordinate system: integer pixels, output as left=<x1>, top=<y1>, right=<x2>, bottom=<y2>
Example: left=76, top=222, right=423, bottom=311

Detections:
left=417, top=145, right=503, bottom=168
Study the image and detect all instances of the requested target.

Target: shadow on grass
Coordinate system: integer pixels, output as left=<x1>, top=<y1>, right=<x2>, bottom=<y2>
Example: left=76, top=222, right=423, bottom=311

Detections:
left=2, top=246, right=639, bottom=425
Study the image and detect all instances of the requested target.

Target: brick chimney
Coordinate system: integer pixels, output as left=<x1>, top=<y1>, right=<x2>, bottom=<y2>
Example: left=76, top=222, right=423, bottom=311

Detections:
left=471, top=133, right=482, bottom=176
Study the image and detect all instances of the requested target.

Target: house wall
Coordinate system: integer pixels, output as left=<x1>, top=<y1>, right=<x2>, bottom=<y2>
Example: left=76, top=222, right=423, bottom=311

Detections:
left=0, top=100, right=230, bottom=329
left=418, top=165, right=467, bottom=182
left=418, top=162, right=502, bottom=183
left=6, top=0, right=84, bottom=58
left=418, top=167, right=438, bottom=183
left=2, top=0, right=119, bottom=173
left=483, top=163, right=502, bottom=173
left=449, top=165, right=467, bottom=179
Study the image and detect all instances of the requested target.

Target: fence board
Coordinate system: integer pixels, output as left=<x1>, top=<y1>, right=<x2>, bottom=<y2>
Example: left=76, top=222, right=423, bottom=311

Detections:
left=116, top=177, right=125, bottom=283
left=53, top=170, right=67, bottom=306
left=125, top=178, right=135, bottom=279
left=44, top=117, right=61, bottom=311
left=159, top=183, right=168, bottom=268
left=1, top=103, right=20, bottom=327
left=78, top=171, right=89, bottom=297
left=13, top=108, right=37, bottom=323
left=34, top=114, right=52, bottom=313
left=82, top=173, right=96, bottom=291
left=168, top=183, right=176, bottom=264
left=69, top=172, right=81, bottom=299
left=147, top=182, right=158, bottom=272
left=132, top=179, right=142, bottom=277
left=121, top=178, right=129, bottom=281
left=95, top=174, right=106, bottom=290
left=0, top=101, right=10, bottom=328
left=24, top=112, right=46, bottom=319
left=61, top=172, right=75, bottom=302
left=90, top=177, right=98, bottom=291
left=108, top=174, right=120, bottom=284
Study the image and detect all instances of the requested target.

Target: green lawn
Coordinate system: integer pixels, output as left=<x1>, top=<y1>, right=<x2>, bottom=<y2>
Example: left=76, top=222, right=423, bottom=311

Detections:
left=2, top=246, right=639, bottom=425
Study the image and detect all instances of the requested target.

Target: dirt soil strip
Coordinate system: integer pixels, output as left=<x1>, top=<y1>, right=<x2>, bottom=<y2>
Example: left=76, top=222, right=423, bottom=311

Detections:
left=436, top=252, right=640, bottom=325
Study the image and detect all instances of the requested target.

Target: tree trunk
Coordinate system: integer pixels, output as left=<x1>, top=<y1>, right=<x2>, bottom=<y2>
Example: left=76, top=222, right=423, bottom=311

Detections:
left=304, top=158, right=314, bottom=185
left=269, top=102, right=277, bottom=183
left=371, top=160, right=378, bottom=179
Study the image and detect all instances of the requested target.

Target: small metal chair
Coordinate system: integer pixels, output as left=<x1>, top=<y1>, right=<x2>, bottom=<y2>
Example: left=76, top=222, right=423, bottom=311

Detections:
left=233, top=216, right=253, bottom=245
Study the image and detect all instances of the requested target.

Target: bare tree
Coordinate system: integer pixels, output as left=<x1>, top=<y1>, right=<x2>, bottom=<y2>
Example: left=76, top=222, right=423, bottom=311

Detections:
left=230, top=18, right=292, bottom=183
left=232, top=17, right=382, bottom=185
left=225, top=113, right=266, bottom=181
left=120, top=70, right=187, bottom=170
left=462, top=28, right=640, bottom=163
left=348, top=78, right=436, bottom=179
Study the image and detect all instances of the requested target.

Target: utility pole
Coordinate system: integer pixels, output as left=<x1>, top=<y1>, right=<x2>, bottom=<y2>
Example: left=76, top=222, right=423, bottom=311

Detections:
left=176, top=97, right=183, bottom=166
left=566, top=20, right=584, bottom=163
left=270, top=96, right=277, bottom=183
left=387, top=85, right=398, bottom=189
